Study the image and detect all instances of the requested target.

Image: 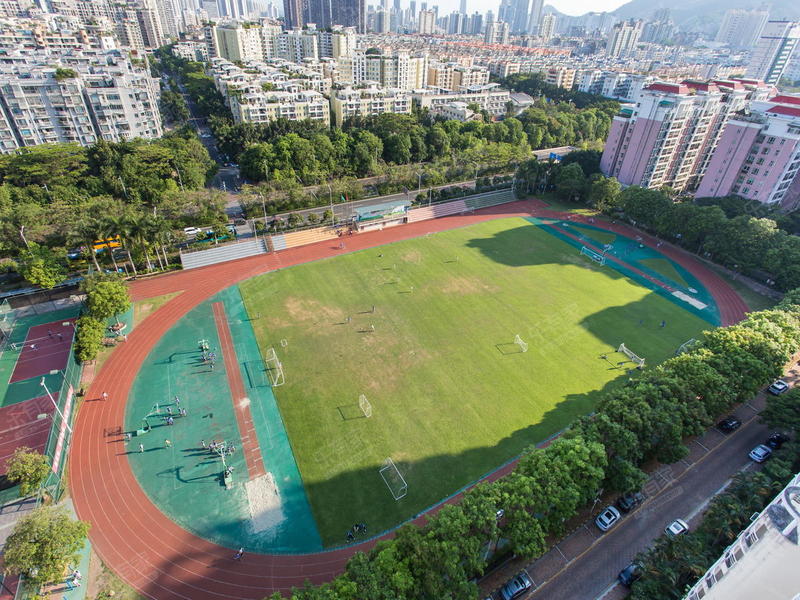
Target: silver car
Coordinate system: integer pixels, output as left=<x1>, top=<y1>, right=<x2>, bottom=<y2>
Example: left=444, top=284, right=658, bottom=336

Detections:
left=595, top=505, right=621, bottom=531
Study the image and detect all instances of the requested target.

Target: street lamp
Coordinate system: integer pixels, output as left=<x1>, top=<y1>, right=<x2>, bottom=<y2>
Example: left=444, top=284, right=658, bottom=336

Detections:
left=40, top=373, right=71, bottom=434
left=417, top=172, right=422, bottom=192
left=326, top=183, right=335, bottom=226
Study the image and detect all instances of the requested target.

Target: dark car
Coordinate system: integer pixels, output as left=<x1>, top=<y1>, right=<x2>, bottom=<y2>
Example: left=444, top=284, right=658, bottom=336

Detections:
left=617, top=491, right=645, bottom=513
left=618, top=562, right=642, bottom=587
left=500, top=570, right=533, bottom=600
left=766, top=433, right=790, bottom=449
left=717, top=416, right=742, bottom=433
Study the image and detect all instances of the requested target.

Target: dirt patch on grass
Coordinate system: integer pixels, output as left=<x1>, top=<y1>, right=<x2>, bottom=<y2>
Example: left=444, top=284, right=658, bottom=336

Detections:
left=284, top=296, right=342, bottom=324
left=400, top=250, right=422, bottom=264
left=440, top=275, right=496, bottom=295
left=88, top=551, right=146, bottom=600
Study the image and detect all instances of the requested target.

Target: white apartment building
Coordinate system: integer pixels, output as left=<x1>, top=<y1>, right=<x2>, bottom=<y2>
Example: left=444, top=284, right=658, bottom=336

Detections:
left=746, top=20, right=800, bottom=86
left=431, top=101, right=479, bottom=122
left=544, top=66, right=575, bottom=89
left=418, top=9, right=435, bottom=34
left=228, top=89, right=329, bottom=125
left=412, top=84, right=510, bottom=118
left=350, top=50, right=428, bottom=91
left=0, top=49, right=162, bottom=152
left=606, top=19, right=643, bottom=57
left=484, top=20, right=510, bottom=45
left=427, top=62, right=490, bottom=92
left=275, top=30, right=319, bottom=63
left=330, top=85, right=411, bottom=126
left=715, top=8, right=769, bottom=49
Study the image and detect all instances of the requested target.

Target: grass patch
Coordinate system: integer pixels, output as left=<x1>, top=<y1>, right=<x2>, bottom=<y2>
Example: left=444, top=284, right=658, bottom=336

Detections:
left=537, top=193, right=597, bottom=215
left=707, top=265, right=777, bottom=313
left=90, top=292, right=182, bottom=376
left=638, top=257, right=689, bottom=288
left=239, top=218, right=708, bottom=546
left=89, top=555, right=147, bottom=600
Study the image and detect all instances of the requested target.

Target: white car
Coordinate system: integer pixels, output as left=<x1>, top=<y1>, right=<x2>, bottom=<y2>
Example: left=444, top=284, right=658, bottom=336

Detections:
left=665, top=519, right=689, bottom=536
left=595, top=505, right=621, bottom=531
left=767, top=380, right=789, bottom=395
left=749, top=444, right=773, bottom=463
left=183, top=226, right=202, bottom=237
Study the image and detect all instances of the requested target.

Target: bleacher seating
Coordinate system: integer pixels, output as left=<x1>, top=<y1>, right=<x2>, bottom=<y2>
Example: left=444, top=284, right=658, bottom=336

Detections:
left=281, top=227, right=339, bottom=249
left=180, top=239, right=268, bottom=270
left=463, top=189, right=516, bottom=211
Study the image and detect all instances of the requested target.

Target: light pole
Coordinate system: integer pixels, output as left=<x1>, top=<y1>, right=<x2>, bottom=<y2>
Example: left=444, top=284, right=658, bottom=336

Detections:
left=326, top=183, right=334, bottom=226
left=40, top=374, right=71, bottom=434
left=417, top=172, right=422, bottom=192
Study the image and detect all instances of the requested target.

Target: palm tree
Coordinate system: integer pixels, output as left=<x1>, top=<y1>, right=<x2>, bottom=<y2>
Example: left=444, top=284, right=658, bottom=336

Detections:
left=96, top=218, right=122, bottom=275
left=127, top=212, right=154, bottom=272
left=106, top=213, right=137, bottom=277
left=67, top=218, right=102, bottom=274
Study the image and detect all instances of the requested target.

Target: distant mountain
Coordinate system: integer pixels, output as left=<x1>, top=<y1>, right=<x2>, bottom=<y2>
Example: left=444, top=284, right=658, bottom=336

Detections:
left=612, top=0, right=799, bottom=33
left=544, top=0, right=799, bottom=35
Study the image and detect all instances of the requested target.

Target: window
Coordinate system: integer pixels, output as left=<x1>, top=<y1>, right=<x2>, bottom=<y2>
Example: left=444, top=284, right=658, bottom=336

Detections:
left=757, top=158, right=764, bottom=165
left=767, top=137, right=775, bottom=144
left=742, top=187, right=749, bottom=193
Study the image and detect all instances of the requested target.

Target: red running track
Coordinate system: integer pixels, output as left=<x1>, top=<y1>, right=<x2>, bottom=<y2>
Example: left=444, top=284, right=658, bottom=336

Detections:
left=212, top=302, right=266, bottom=481
left=69, top=201, right=749, bottom=599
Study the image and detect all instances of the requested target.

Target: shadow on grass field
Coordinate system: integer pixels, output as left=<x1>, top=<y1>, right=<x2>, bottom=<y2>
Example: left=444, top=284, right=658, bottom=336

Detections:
left=240, top=218, right=710, bottom=546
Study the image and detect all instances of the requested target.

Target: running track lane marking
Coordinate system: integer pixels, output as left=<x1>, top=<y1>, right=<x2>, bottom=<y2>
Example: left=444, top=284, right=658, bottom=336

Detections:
left=212, top=302, right=266, bottom=480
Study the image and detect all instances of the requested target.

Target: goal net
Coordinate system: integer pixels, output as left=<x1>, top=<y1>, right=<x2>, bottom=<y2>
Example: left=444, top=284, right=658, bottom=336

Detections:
left=379, top=457, right=408, bottom=500
left=580, top=246, right=606, bottom=265
left=618, top=343, right=645, bottom=367
left=514, top=334, right=528, bottom=353
left=264, top=347, right=285, bottom=387
left=359, top=394, right=372, bottom=418
left=675, top=338, right=698, bottom=355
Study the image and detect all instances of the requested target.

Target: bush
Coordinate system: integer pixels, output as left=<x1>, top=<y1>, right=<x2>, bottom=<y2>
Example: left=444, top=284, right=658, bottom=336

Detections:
left=74, top=315, right=104, bottom=363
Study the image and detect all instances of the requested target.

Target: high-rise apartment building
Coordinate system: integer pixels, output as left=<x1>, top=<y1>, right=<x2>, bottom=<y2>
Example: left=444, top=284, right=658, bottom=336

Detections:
left=417, top=9, right=435, bottom=34
left=715, top=8, right=769, bottom=49
left=331, top=0, right=366, bottom=33
left=136, top=4, right=166, bottom=49
left=606, top=20, right=643, bottom=57
left=0, top=49, right=162, bottom=152
left=351, top=49, right=428, bottom=90
left=484, top=20, right=510, bottom=45
left=527, top=0, right=543, bottom=35
left=600, top=80, right=767, bottom=193
left=283, top=0, right=303, bottom=28
left=696, top=93, right=800, bottom=207
left=539, top=13, right=555, bottom=41
left=746, top=20, right=800, bottom=85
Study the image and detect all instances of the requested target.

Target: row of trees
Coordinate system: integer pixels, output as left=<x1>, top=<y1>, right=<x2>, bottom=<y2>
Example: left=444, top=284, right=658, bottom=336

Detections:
left=514, top=155, right=800, bottom=292
left=262, top=293, right=800, bottom=600
left=0, top=134, right=225, bottom=287
left=631, top=374, right=800, bottom=597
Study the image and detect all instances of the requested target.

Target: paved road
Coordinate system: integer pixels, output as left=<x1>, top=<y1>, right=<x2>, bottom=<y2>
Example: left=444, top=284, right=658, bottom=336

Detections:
left=481, top=393, right=772, bottom=600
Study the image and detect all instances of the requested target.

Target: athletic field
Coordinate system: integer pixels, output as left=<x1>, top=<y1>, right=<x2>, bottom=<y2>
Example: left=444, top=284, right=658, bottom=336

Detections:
left=239, top=217, right=709, bottom=545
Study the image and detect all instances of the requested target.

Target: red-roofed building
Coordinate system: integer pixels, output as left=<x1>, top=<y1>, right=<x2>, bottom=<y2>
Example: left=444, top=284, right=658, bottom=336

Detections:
left=771, top=95, right=800, bottom=106
left=601, top=79, right=759, bottom=192
left=697, top=96, right=800, bottom=208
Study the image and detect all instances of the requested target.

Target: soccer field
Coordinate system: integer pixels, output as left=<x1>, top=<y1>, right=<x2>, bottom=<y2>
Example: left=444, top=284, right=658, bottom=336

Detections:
left=239, top=217, right=709, bottom=546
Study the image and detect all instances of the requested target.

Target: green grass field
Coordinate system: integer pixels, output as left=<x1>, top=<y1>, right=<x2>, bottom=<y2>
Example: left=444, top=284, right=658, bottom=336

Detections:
left=239, top=217, right=709, bottom=546
left=639, top=257, right=689, bottom=288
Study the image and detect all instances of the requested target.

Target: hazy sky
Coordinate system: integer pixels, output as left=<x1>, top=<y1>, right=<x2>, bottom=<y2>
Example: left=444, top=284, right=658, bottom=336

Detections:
left=449, top=0, right=630, bottom=17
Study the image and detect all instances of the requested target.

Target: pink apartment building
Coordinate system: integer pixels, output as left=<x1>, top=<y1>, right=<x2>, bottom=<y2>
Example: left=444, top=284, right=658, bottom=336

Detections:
left=695, top=94, right=800, bottom=209
left=600, top=79, right=774, bottom=193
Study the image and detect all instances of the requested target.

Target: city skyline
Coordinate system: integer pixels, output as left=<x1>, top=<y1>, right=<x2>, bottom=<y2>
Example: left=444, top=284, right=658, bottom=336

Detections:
left=401, top=0, right=631, bottom=17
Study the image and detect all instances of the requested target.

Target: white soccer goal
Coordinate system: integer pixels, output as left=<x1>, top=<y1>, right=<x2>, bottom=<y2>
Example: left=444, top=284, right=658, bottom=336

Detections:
left=618, top=343, right=645, bottom=367
left=359, top=394, right=372, bottom=418
left=264, top=347, right=285, bottom=387
left=379, top=457, right=408, bottom=500
left=675, top=338, right=698, bottom=355
left=580, top=246, right=606, bottom=265
left=514, top=334, right=528, bottom=353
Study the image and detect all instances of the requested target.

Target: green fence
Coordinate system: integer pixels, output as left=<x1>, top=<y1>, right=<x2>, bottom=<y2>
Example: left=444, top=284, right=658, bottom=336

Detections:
left=38, top=327, right=82, bottom=504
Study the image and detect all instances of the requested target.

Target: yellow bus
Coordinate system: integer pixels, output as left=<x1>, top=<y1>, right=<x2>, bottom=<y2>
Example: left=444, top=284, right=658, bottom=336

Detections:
left=93, top=236, right=121, bottom=252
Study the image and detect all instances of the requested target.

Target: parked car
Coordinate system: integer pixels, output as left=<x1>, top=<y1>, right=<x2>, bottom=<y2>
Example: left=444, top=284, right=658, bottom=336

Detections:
left=617, top=491, right=645, bottom=513
left=595, top=505, right=621, bottom=532
left=768, top=380, right=789, bottom=395
left=617, top=562, right=642, bottom=587
left=499, top=570, right=533, bottom=600
left=183, top=226, right=202, bottom=237
left=717, top=416, right=742, bottom=433
left=665, top=518, right=689, bottom=536
left=766, top=433, right=790, bottom=449
left=749, top=444, right=773, bottom=463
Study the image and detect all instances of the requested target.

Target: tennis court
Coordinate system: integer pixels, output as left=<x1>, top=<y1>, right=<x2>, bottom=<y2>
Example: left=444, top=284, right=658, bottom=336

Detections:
left=0, top=395, right=56, bottom=476
left=9, top=320, right=75, bottom=383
